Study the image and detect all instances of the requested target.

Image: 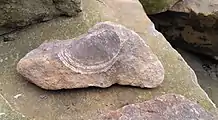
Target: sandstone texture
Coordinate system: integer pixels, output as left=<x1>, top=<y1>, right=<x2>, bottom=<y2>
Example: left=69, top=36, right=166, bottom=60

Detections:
left=16, top=21, right=164, bottom=90
left=0, top=0, right=82, bottom=36
left=0, top=0, right=217, bottom=119
left=104, top=94, right=215, bottom=120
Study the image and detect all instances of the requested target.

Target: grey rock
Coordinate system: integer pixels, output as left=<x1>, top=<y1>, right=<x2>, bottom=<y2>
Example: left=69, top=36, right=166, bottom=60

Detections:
left=58, top=29, right=121, bottom=74
left=0, top=0, right=82, bottom=35
left=16, top=21, right=164, bottom=90
left=103, top=94, right=215, bottom=120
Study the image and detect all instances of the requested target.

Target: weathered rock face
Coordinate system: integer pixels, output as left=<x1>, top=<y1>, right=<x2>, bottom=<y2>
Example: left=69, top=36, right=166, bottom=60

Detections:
left=0, top=0, right=217, bottom=119
left=104, top=94, right=215, bottom=120
left=0, top=0, right=81, bottom=35
left=147, top=0, right=218, bottom=60
left=16, top=21, right=165, bottom=90
left=139, top=0, right=179, bottom=14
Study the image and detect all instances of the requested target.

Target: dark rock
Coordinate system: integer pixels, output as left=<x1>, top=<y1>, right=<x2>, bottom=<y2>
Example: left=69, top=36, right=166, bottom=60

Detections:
left=0, top=0, right=82, bottom=35
left=16, top=21, right=164, bottom=90
left=139, top=0, right=179, bottom=14
left=176, top=49, right=218, bottom=106
left=147, top=0, right=218, bottom=60
left=103, top=94, right=215, bottom=120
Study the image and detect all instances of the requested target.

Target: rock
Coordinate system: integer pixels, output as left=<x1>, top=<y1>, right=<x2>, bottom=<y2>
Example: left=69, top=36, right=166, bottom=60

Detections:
left=139, top=0, right=179, bottom=14
left=147, top=0, right=218, bottom=60
left=176, top=49, right=218, bottom=106
left=0, top=0, right=82, bottom=36
left=0, top=94, right=27, bottom=120
left=16, top=21, right=165, bottom=90
left=0, top=0, right=217, bottom=119
left=169, top=0, right=218, bottom=14
left=104, top=94, right=215, bottom=120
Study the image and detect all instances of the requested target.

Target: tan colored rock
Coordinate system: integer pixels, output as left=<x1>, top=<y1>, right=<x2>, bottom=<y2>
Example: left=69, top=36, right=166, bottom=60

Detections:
left=16, top=21, right=164, bottom=90
left=104, top=94, right=215, bottom=120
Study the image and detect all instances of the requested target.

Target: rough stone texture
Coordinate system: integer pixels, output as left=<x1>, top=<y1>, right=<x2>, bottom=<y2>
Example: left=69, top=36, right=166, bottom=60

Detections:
left=139, top=0, right=179, bottom=14
left=16, top=22, right=164, bottom=90
left=0, top=0, right=217, bottom=119
left=169, top=0, right=218, bottom=15
left=148, top=0, right=218, bottom=60
left=176, top=49, right=218, bottom=106
left=104, top=94, right=215, bottom=120
left=0, top=0, right=82, bottom=35
left=0, top=94, right=27, bottom=120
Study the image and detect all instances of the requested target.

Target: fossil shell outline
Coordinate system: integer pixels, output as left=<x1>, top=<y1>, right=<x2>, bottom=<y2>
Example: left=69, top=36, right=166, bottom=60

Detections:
left=58, top=29, right=122, bottom=74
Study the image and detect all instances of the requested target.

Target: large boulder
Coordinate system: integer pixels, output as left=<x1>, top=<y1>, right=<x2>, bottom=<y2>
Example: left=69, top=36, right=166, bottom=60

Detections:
left=147, top=0, right=218, bottom=60
left=0, top=0, right=82, bottom=36
left=0, top=0, right=217, bottom=119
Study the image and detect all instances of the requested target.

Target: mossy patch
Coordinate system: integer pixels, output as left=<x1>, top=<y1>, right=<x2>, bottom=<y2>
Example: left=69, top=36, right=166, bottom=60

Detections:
left=139, top=0, right=179, bottom=14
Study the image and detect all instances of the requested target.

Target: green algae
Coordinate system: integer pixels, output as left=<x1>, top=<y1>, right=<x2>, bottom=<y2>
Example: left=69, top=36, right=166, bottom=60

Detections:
left=139, top=0, right=179, bottom=14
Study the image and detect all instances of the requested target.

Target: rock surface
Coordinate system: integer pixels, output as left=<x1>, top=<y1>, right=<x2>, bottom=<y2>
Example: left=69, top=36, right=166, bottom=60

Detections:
left=139, top=0, right=179, bottom=14
left=16, top=21, right=164, bottom=90
left=176, top=49, right=218, bottom=106
left=147, top=0, right=218, bottom=60
left=0, top=0, right=82, bottom=35
left=104, top=94, right=215, bottom=120
left=0, top=0, right=217, bottom=119
left=0, top=94, right=27, bottom=120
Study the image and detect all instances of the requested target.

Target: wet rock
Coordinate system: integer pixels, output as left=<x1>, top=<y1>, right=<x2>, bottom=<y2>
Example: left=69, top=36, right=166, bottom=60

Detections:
left=147, top=0, right=218, bottom=60
left=104, top=94, right=215, bottom=120
left=0, top=0, right=82, bottom=35
left=16, top=21, right=165, bottom=90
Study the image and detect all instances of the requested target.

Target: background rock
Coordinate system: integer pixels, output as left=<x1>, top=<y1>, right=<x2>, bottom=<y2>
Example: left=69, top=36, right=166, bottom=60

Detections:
left=0, top=0, right=81, bottom=36
left=146, top=0, right=218, bottom=60
left=104, top=94, right=215, bottom=120
left=17, top=22, right=164, bottom=90
left=0, top=0, right=217, bottom=119
left=139, top=0, right=179, bottom=14
left=176, top=49, right=218, bottom=106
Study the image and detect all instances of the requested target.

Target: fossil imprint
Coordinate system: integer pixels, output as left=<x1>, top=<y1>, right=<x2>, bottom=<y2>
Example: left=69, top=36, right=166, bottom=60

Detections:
left=58, top=29, right=122, bottom=74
